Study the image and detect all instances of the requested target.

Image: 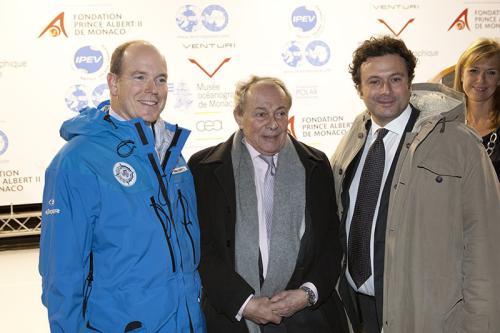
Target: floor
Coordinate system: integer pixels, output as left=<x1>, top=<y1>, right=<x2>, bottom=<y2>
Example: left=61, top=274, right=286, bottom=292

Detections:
left=0, top=247, right=50, bottom=332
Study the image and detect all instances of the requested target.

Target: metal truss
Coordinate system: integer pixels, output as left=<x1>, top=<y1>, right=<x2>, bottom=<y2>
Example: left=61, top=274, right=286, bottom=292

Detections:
left=0, top=206, right=42, bottom=238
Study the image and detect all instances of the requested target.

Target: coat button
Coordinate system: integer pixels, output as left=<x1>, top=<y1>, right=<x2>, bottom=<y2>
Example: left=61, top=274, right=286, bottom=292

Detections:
left=435, top=175, right=443, bottom=183
left=339, top=168, right=343, bottom=175
left=358, top=133, right=364, bottom=139
left=226, top=240, right=231, bottom=247
left=406, top=143, right=411, bottom=148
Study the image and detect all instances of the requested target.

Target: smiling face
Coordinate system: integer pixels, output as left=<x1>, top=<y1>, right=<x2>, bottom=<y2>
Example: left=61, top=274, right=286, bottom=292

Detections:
left=234, top=82, right=289, bottom=155
left=108, top=43, right=168, bottom=123
left=357, top=54, right=411, bottom=127
left=462, top=55, right=500, bottom=105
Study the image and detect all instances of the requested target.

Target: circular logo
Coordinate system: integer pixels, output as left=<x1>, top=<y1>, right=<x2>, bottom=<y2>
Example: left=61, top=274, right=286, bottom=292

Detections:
left=92, top=83, right=109, bottom=107
left=74, top=46, right=107, bottom=76
left=202, top=5, right=228, bottom=32
left=291, top=6, right=322, bottom=36
left=65, top=85, right=90, bottom=112
left=305, top=40, right=331, bottom=66
left=281, top=41, right=303, bottom=67
left=113, top=162, right=137, bottom=187
left=455, top=20, right=466, bottom=30
left=176, top=5, right=200, bottom=32
left=0, top=130, right=8, bottom=156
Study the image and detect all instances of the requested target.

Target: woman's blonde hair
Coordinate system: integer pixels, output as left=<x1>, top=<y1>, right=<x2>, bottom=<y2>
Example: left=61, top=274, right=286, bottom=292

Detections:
left=454, top=38, right=500, bottom=128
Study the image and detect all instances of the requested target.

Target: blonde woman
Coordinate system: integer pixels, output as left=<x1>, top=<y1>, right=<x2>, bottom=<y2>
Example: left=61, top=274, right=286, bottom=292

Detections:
left=454, top=38, right=500, bottom=179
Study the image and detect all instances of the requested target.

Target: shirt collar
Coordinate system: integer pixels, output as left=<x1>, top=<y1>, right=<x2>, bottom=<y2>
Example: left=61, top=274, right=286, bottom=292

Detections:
left=109, top=107, right=126, bottom=122
left=242, top=137, right=279, bottom=162
left=371, top=104, right=412, bottom=136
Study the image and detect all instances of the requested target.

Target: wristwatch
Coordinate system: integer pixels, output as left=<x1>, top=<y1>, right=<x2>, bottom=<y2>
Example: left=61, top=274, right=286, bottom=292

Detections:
left=300, top=286, right=316, bottom=307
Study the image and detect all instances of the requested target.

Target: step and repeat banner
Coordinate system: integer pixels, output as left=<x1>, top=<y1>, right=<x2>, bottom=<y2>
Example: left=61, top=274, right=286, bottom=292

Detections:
left=0, top=0, right=498, bottom=205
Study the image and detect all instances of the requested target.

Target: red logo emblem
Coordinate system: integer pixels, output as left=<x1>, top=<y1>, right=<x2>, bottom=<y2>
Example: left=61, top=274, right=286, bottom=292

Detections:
left=188, top=58, right=231, bottom=78
left=378, top=18, right=415, bottom=36
left=448, top=9, right=470, bottom=31
left=288, top=116, right=297, bottom=138
left=39, top=12, right=68, bottom=38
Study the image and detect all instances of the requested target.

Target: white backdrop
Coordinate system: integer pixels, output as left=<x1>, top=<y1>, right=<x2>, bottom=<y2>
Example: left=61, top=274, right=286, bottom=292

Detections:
left=0, top=0, right=498, bottom=205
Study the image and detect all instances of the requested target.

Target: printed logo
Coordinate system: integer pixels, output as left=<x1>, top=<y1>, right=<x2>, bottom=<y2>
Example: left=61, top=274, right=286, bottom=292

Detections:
left=182, top=42, right=236, bottom=50
left=170, top=81, right=194, bottom=111
left=202, top=5, right=229, bottom=32
left=282, top=41, right=303, bottom=67
left=288, top=116, right=297, bottom=138
left=113, top=162, right=137, bottom=187
left=291, top=6, right=322, bottom=36
left=188, top=58, right=231, bottom=78
left=73, top=45, right=108, bottom=78
left=65, top=84, right=90, bottom=112
left=177, top=5, right=199, bottom=32
left=296, top=86, right=318, bottom=99
left=0, top=130, right=8, bottom=156
left=448, top=8, right=470, bottom=31
left=176, top=4, right=229, bottom=33
left=372, top=4, right=420, bottom=10
left=305, top=40, right=330, bottom=66
left=281, top=40, right=331, bottom=68
left=45, top=208, right=61, bottom=216
left=65, top=84, right=108, bottom=112
left=377, top=18, right=415, bottom=36
left=48, top=199, right=55, bottom=206
left=91, top=83, right=110, bottom=107
left=172, top=166, right=189, bottom=174
left=196, top=120, right=223, bottom=132
left=39, top=12, right=68, bottom=38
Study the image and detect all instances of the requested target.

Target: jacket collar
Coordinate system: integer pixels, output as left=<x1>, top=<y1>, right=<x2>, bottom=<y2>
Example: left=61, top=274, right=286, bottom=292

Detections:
left=198, top=133, right=235, bottom=165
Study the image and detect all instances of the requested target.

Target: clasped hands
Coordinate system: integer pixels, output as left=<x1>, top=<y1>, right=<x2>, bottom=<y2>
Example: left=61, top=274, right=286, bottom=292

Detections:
left=242, top=289, right=309, bottom=325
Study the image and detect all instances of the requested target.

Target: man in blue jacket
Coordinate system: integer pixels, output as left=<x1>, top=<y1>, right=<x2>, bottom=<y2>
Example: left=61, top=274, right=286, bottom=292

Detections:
left=39, top=40, right=206, bottom=333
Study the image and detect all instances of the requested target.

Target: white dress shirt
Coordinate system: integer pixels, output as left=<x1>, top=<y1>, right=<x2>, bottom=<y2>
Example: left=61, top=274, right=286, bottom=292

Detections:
left=345, top=105, right=412, bottom=296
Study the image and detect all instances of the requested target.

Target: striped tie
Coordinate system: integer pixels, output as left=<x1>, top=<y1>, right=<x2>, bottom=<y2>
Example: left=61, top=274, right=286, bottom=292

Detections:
left=259, top=154, right=276, bottom=248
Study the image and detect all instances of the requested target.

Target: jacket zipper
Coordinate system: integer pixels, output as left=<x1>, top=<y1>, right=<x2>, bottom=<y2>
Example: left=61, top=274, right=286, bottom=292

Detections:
left=150, top=196, right=176, bottom=272
left=177, top=189, right=196, bottom=263
left=82, top=251, right=94, bottom=319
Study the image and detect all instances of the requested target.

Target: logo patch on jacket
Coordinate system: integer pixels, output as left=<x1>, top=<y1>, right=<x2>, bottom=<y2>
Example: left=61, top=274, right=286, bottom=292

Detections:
left=172, top=166, right=188, bottom=174
left=113, top=162, right=137, bottom=187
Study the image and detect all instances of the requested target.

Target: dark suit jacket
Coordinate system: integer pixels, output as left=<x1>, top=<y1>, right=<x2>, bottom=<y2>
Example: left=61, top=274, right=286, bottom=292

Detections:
left=188, top=134, right=348, bottom=333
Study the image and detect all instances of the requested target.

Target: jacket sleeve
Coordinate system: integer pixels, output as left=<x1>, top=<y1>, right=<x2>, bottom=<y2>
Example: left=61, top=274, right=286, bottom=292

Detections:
left=188, top=154, right=255, bottom=321
left=461, top=146, right=500, bottom=332
left=39, top=167, right=99, bottom=333
left=301, top=153, right=342, bottom=307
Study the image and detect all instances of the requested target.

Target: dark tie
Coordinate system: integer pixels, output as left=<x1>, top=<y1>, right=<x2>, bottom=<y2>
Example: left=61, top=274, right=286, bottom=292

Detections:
left=348, top=128, right=389, bottom=288
left=259, top=154, right=276, bottom=249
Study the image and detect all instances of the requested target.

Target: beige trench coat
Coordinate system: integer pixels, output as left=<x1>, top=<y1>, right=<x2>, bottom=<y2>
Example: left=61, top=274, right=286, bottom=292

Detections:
left=331, top=83, right=500, bottom=333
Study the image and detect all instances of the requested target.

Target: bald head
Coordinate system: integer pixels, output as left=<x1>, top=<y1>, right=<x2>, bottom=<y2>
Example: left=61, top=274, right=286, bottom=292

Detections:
left=110, top=40, right=166, bottom=77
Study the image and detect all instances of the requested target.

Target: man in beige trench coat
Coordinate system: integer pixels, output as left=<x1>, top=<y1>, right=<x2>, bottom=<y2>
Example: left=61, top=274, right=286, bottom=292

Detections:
left=331, top=35, right=500, bottom=333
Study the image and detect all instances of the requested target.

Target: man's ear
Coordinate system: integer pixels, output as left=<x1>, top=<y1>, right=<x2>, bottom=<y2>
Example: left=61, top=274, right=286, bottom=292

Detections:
left=107, top=72, right=118, bottom=96
left=234, top=111, right=244, bottom=129
left=356, top=84, right=363, bottom=98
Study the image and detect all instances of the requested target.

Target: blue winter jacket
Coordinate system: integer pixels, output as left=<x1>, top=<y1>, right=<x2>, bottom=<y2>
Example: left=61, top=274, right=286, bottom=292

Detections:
left=39, top=104, right=206, bottom=333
